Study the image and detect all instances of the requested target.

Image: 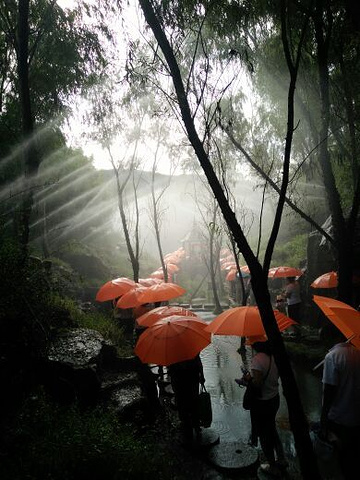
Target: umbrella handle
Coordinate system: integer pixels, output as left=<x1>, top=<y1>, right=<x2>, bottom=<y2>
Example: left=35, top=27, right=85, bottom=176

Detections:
left=312, top=334, right=356, bottom=371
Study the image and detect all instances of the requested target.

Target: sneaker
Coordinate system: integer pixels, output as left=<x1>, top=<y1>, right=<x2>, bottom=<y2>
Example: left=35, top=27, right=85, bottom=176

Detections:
left=260, top=463, right=281, bottom=477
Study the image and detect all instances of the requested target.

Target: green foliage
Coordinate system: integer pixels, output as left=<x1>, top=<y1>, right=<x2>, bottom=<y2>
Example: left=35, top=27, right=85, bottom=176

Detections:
left=271, top=234, right=308, bottom=268
left=50, top=294, right=133, bottom=356
left=0, top=387, right=174, bottom=480
left=332, top=158, right=354, bottom=211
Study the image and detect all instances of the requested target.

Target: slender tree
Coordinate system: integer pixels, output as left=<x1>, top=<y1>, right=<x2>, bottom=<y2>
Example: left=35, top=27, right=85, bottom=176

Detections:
left=138, top=0, right=319, bottom=476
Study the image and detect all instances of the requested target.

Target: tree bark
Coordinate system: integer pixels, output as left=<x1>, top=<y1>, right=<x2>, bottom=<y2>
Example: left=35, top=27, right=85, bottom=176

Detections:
left=17, top=0, right=40, bottom=256
left=313, top=0, right=353, bottom=303
left=138, top=0, right=320, bottom=476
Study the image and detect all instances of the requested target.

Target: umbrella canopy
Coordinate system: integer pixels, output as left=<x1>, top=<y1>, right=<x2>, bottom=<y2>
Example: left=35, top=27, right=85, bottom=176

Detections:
left=136, top=305, right=197, bottom=327
left=134, top=315, right=211, bottom=366
left=240, top=266, right=250, bottom=276
left=313, top=295, right=360, bottom=348
left=95, top=277, right=137, bottom=302
left=138, top=282, right=186, bottom=304
left=116, top=285, right=149, bottom=309
left=138, top=278, right=163, bottom=287
left=205, top=306, right=297, bottom=337
left=311, top=271, right=338, bottom=289
left=164, top=263, right=180, bottom=273
left=268, top=266, right=303, bottom=278
left=223, top=262, right=237, bottom=271
left=226, top=269, right=237, bottom=281
left=149, top=270, right=164, bottom=279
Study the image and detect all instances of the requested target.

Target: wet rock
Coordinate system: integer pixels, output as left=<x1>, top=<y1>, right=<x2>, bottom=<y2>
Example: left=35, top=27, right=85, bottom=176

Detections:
left=42, top=328, right=154, bottom=422
left=47, top=328, right=104, bottom=366
left=43, top=328, right=104, bottom=405
left=100, top=370, right=138, bottom=393
left=105, top=383, right=146, bottom=421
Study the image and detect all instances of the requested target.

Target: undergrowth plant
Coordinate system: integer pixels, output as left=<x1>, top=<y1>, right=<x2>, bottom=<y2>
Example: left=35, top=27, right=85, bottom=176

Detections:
left=0, top=387, right=173, bottom=480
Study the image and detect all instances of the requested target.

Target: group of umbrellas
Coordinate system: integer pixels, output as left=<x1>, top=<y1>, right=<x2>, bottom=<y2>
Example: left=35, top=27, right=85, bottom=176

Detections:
left=134, top=297, right=360, bottom=367
left=134, top=305, right=298, bottom=366
left=223, top=263, right=304, bottom=283
left=95, top=276, right=186, bottom=309
left=148, top=247, right=186, bottom=281
left=95, top=261, right=360, bottom=368
left=222, top=261, right=347, bottom=291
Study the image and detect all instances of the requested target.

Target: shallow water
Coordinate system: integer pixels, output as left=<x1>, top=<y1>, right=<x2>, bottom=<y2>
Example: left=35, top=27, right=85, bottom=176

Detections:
left=197, top=312, right=323, bottom=464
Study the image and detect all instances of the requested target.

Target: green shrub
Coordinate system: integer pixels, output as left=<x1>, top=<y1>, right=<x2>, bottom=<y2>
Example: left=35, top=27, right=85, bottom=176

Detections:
left=271, top=234, right=307, bottom=268
left=1, top=387, right=174, bottom=480
left=50, top=295, right=133, bottom=356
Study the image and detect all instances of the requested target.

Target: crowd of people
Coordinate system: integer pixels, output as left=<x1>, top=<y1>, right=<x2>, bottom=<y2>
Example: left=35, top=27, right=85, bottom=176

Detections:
left=121, top=275, right=360, bottom=479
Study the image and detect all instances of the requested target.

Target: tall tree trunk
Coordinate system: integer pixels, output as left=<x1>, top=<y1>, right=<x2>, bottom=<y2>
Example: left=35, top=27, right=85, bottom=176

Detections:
left=151, top=163, right=168, bottom=282
left=112, top=161, right=140, bottom=282
left=208, top=209, right=222, bottom=314
left=138, top=0, right=320, bottom=476
left=17, top=0, right=39, bottom=258
left=314, top=0, right=353, bottom=303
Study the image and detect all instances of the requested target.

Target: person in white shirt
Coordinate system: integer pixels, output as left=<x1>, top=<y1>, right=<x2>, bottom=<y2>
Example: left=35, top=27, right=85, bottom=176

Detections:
left=243, top=339, right=286, bottom=477
left=320, top=325, right=360, bottom=479
left=283, top=276, right=302, bottom=322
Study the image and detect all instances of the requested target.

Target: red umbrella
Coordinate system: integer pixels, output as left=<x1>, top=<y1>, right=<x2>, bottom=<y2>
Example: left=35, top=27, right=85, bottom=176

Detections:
left=268, top=266, right=303, bottom=278
left=95, top=277, right=136, bottom=302
left=205, top=306, right=297, bottom=336
left=226, top=269, right=237, bottom=281
left=134, top=316, right=211, bottom=366
left=116, top=285, right=149, bottom=309
left=138, top=282, right=186, bottom=304
left=311, top=271, right=338, bottom=289
left=136, top=305, right=197, bottom=327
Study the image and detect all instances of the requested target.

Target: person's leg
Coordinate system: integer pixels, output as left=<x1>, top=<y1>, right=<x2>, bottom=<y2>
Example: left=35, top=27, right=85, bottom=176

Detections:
left=256, top=396, right=282, bottom=476
left=329, top=422, right=360, bottom=480
left=249, top=409, right=259, bottom=446
left=259, top=416, right=277, bottom=464
left=274, top=428, right=288, bottom=466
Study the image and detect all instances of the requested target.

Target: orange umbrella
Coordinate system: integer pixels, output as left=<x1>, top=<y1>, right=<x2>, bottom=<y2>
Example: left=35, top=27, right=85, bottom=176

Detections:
left=311, top=271, right=338, bottom=289
left=226, top=268, right=237, bottom=281
left=149, top=270, right=164, bottom=279
left=138, top=282, right=186, bottom=304
left=95, top=277, right=136, bottom=302
left=313, top=295, right=360, bottom=348
left=138, top=278, right=161, bottom=287
left=164, top=254, right=181, bottom=264
left=136, top=305, right=197, bottom=327
left=205, top=306, right=297, bottom=336
left=165, top=263, right=180, bottom=273
left=268, top=266, right=303, bottom=278
left=116, top=285, right=149, bottom=309
left=134, top=316, right=211, bottom=366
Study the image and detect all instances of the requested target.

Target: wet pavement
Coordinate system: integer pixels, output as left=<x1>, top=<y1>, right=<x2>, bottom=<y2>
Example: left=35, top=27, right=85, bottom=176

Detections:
left=195, top=311, right=324, bottom=479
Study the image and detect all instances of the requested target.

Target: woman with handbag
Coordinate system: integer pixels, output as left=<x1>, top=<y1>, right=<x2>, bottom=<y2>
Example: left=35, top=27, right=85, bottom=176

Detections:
left=242, top=339, right=286, bottom=477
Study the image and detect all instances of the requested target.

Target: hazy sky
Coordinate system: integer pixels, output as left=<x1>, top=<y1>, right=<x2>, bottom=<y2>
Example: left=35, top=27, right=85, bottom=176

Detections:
left=57, top=0, right=255, bottom=175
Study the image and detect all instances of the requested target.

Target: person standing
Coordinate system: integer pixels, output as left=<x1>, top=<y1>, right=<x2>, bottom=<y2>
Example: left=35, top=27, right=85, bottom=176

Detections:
left=320, top=326, right=360, bottom=479
left=242, top=340, right=286, bottom=477
left=168, top=354, right=205, bottom=446
left=283, top=276, right=302, bottom=325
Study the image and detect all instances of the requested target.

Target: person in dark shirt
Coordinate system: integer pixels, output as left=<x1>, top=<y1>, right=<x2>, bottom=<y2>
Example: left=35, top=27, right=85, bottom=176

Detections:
left=168, top=354, right=205, bottom=445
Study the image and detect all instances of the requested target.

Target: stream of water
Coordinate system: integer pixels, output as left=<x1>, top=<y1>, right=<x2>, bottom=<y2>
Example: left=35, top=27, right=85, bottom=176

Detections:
left=197, top=311, right=323, bottom=467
